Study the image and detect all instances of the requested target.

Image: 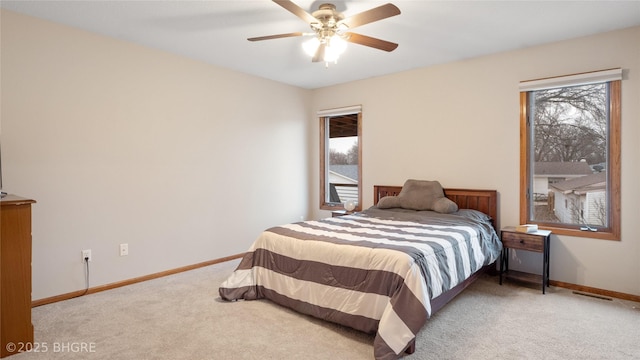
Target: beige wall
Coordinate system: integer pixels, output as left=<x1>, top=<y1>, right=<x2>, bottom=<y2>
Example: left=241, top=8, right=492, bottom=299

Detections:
left=2, top=8, right=639, bottom=300
left=1, top=10, right=312, bottom=300
left=311, top=26, right=640, bottom=296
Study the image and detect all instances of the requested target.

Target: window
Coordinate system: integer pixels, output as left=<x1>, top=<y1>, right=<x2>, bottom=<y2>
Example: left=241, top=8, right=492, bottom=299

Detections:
left=319, top=106, right=362, bottom=211
left=520, top=69, right=621, bottom=240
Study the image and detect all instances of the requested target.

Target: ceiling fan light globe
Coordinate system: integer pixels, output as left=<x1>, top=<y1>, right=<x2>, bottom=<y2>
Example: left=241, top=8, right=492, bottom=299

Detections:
left=302, top=37, right=320, bottom=57
left=323, top=36, right=346, bottom=62
left=329, top=36, right=347, bottom=55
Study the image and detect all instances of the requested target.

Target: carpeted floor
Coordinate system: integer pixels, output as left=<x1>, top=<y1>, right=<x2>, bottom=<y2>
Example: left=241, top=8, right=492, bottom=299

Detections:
left=11, top=259, right=640, bottom=359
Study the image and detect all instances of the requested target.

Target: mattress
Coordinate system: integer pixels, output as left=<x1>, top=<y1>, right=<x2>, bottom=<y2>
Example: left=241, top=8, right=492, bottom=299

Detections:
left=219, top=207, right=502, bottom=359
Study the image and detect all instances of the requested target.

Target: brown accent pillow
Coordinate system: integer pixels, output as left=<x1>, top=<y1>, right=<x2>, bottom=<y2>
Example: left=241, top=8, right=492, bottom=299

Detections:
left=396, top=179, right=446, bottom=211
left=377, top=196, right=402, bottom=209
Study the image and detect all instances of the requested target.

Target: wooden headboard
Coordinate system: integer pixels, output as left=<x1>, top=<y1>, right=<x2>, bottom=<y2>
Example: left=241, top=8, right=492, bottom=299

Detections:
left=373, top=185, right=499, bottom=229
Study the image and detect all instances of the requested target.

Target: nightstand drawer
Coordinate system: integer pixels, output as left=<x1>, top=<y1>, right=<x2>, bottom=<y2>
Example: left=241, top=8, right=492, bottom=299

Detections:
left=501, top=231, right=544, bottom=252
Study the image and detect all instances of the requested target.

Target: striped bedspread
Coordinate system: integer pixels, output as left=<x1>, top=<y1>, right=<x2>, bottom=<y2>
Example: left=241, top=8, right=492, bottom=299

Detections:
left=219, top=208, right=502, bottom=360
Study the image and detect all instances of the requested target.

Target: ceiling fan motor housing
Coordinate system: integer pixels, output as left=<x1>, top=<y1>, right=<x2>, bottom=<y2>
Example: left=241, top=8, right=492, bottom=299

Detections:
left=310, top=3, right=348, bottom=44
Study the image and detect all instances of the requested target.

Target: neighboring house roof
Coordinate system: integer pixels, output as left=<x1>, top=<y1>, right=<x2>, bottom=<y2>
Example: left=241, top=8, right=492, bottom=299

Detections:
left=329, top=164, right=358, bottom=181
left=534, top=162, right=593, bottom=176
left=550, top=172, right=606, bottom=194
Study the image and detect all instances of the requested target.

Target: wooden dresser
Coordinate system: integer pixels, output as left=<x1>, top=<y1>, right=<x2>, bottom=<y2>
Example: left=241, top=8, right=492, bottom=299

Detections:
left=1, top=195, right=35, bottom=358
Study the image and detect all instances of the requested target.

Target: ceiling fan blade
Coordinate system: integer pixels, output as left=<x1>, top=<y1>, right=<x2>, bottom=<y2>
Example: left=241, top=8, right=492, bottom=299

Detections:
left=339, top=3, right=400, bottom=29
left=312, top=43, right=326, bottom=62
left=345, top=32, right=398, bottom=52
left=248, top=32, right=304, bottom=41
left=273, top=0, right=318, bottom=24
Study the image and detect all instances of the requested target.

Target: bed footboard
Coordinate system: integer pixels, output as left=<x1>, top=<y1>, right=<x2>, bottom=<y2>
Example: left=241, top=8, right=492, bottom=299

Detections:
left=374, top=184, right=499, bottom=355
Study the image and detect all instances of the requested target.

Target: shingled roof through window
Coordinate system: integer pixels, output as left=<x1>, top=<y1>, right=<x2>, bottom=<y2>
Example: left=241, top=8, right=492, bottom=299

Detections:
left=550, top=172, right=606, bottom=193
left=534, top=162, right=593, bottom=176
left=329, top=164, right=358, bottom=181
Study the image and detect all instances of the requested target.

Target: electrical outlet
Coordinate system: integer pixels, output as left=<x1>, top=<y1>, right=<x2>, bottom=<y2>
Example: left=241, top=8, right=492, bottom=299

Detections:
left=119, top=243, right=128, bottom=256
left=82, top=249, right=92, bottom=262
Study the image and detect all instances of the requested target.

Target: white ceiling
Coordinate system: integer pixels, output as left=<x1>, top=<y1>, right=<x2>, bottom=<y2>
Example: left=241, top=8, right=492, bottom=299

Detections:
left=2, top=0, right=640, bottom=89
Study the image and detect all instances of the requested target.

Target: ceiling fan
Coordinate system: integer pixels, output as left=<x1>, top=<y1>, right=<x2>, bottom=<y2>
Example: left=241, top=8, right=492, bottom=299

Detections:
left=248, top=1, right=401, bottom=64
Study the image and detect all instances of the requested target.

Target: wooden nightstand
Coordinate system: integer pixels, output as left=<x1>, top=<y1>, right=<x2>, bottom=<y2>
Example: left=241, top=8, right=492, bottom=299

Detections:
left=499, top=227, right=552, bottom=294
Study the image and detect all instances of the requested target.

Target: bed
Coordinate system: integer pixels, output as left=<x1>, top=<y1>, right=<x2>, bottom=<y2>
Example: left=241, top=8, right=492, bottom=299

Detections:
left=219, top=181, right=501, bottom=360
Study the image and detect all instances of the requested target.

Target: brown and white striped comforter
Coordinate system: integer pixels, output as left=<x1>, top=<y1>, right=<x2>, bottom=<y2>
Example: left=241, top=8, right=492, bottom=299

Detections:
left=219, top=207, right=502, bottom=360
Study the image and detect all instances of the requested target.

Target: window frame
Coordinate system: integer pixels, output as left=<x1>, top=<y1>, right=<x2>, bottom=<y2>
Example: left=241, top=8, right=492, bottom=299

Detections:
left=319, top=111, right=362, bottom=211
left=519, top=79, right=621, bottom=240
